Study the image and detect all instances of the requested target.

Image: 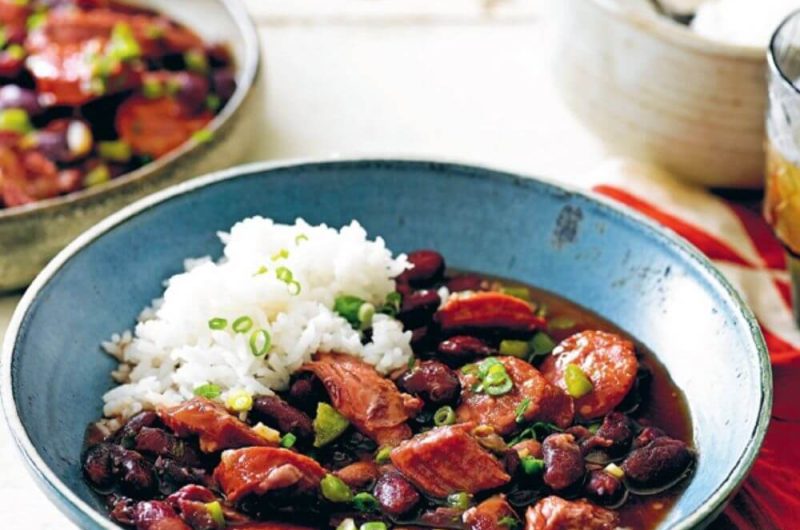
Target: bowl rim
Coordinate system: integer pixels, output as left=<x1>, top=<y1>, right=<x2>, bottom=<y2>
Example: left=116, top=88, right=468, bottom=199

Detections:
left=768, top=8, right=800, bottom=98
left=585, top=0, right=765, bottom=61
left=0, top=0, right=261, bottom=221
left=1, top=157, right=773, bottom=529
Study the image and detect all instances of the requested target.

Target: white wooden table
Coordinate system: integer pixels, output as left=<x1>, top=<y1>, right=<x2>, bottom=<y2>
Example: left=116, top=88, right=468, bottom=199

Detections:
left=0, top=1, right=608, bottom=527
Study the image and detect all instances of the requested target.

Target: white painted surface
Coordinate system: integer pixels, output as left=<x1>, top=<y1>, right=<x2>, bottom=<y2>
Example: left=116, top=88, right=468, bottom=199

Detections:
left=0, top=0, right=608, bottom=527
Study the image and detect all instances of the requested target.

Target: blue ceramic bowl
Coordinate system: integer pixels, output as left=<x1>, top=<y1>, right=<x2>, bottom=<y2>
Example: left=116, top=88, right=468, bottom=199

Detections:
left=1, top=159, right=771, bottom=529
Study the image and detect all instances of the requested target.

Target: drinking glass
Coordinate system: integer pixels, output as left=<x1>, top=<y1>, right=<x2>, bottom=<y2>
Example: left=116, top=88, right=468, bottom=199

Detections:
left=766, top=10, right=800, bottom=324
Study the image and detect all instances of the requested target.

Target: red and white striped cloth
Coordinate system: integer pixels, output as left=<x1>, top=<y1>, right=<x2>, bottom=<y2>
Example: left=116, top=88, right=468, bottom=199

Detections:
left=585, top=160, right=800, bottom=529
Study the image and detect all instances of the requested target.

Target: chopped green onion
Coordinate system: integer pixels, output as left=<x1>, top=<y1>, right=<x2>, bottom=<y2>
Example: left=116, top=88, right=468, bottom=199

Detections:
left=287, top=280, right=302, bottom=295
left=357, top=302, right=375, bottom=330
left=500, top=286, right=531, bottom=301
left=249, top=329, right=271, bottom=357
left=498, top=515, right=519, bottom=529
left=226, top=389, right=253, bottom=412
left=604, top=463, right=625, bottom=480
left=333, top=294, right=367, bottom=327
left=208, top=317, right=227, bottom=330
left=26, top=11, right=47, bottom=31
left=514, top=397, right=531, bottom=423
left=485, top=377, right=513, bottom=396
left=204, top=500, right=225, bottom=528
left=165, top=78, right=181, bottom=96
left=254, top=265, right=269, bottom=276
left=499, top=339, right=529, bottom=359
left=0, top=27, right=7, bottom=49
left=588, top=422, right=601, bottom=434
left=336, top=520, right=357, bottom=530
left=320, top=473, right=353, bottom=503
left=232, top=316, right=254, bottom=334
left=191, top=128, right=214, bottom=144
left=108, top=22, right=141, bottom=62
left=433, top=406, right=456, bottom=426
left=313, top=402, right=350, bottom=448
left=184, top=49, right=209, bottom=73
left=564, top=364, right=593, bottom=398
left=295, top=233, right=309, bottom=244
left=0, top=108, right=32, bottom=134
left=378, top=291, right=402, bottom=316
left=529, top=332, right=556, bottom=358
left=460, top=363, right=478, bottom=375
left=407, top=356, right=416, bottom=370
left=446, top=491, right=471, bottom=510
left=375, top=446, right=392, bottom=464
left=508, top=422, right=563, bottom=446
left=142, top=77, right=164, bottom=99
left=193, top=383, right=221, bottom=399
left=548, top=316, right=577, bottom=330
left=271, top=248, right=289, bottom=261
left=97, top=140, right=132, bottom=163
left=280, top=432, right=297, bottom=449
left=359, top=523, right=386, bottom=530
left=276, top=266, right=293, bottom=283
left=477, top=357, right=503, bottom=378
left=6, top=44, right=25, bottom=60
left=352, top=492, right=379, bottom=512
left=84, top=164, right=111, bottom=187
left=205, top=93, right=221, bottom=111
left=484, top=364, right=508, bottom=386
left=520, top=456, right=545, bottom=475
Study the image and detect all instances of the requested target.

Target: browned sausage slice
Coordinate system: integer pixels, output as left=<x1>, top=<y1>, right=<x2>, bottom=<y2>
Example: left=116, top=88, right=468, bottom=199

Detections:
left=390, top=423, right=510, bottom=498
left=435, top=292, right=546, bottom=334
left=301, top=352, right=422, bottom=446
left=213, top=447, right=326, bottom=504
left=540, top=331, right=638, bottom=420
left=463, top=495, right=520, bottom=530
left=456, top=356, right=574, bottom=435
left=116, top=95, right=212, bottom=158
left=158, top=397, right=271, bottom=453
left=525, top=496, right=619, bottom=530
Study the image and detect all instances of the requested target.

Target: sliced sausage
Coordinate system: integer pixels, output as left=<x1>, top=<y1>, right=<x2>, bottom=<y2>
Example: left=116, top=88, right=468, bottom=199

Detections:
left=158, top=397, right=271, bottom=453
left=301, top=352, right=423, bottom=446
left=525, top=496, right=619, bottom=530
left=390, top=423, right=510, bottom=498
left=116, top=95, right=212, bottom=158
left=540, top=331, right=638, bottom=420
left=213, top=447, right=326, bottom=504
left=456, top=356, right=574, bottom=435
left=435, top=292, right=546, bottom=334
left=463, top=495, right=519, bottom=530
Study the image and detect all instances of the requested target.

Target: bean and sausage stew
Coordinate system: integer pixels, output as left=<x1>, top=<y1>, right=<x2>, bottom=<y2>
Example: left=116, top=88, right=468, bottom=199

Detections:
left=83, top=250, right=695, bottom=530
left=0, top=0, right=236, bottom=208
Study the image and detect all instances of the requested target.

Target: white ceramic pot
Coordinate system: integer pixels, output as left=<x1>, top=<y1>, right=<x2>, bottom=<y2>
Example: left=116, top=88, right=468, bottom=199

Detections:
left=554, top=0, right=766, bottom=189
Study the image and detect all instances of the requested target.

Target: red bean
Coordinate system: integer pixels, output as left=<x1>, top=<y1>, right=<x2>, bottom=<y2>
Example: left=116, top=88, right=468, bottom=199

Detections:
left=83, top=443, right=120, bottom=489
left=398, top=289, right=440, bottom=329
left=252, top=395, right=314, bottom=442
left=542, top=433, right=584, bottom=491
left=397, top=360, right=460, bottom=405
left=622, top=437, right=693, bottom=490
left=374, top=472, right=420, bottom=517
left=437, top=335, right=496, bottom=362
left=287, top=374, right=327, bottom=415
left=0, top=85, right=43, bottom=116
left=212, top=68, right=237, bottom=102
left=582, top=412, right=633, bottom=457
left=445, top=274, right=485, bottom=292
left=398, top=250, right=445, bottom=287
left=585, top=470, right=625, bottom=505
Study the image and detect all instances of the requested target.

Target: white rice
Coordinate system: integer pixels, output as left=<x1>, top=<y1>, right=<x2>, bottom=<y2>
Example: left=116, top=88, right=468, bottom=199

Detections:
left=101, top=217, right=412, bottom=419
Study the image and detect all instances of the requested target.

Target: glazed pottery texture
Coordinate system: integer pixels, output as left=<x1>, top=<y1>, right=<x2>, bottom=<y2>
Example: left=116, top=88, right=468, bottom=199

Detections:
left=554, top=0, right=766, bottom=188
left=0, top=0, right=262, bottom=292
left=2, top=160, right=771, bottom=529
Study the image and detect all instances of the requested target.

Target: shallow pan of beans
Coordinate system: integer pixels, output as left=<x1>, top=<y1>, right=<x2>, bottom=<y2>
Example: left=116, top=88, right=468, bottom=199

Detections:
left=83, top=249, right=696, bottom=530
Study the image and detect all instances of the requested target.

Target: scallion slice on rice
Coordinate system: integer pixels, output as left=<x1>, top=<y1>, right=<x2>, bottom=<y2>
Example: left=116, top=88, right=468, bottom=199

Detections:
left=249, top=328, right=271, bottom=356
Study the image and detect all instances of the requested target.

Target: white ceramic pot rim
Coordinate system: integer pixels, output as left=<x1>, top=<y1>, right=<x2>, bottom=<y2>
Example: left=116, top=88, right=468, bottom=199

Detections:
left=0, top=0, right=261, bottom=222
left=588, top=0, right=764, bottom=61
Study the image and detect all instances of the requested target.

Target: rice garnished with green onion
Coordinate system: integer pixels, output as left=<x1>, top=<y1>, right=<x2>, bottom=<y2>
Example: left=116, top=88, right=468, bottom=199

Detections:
left=101, top=217, right=412, bottom=419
